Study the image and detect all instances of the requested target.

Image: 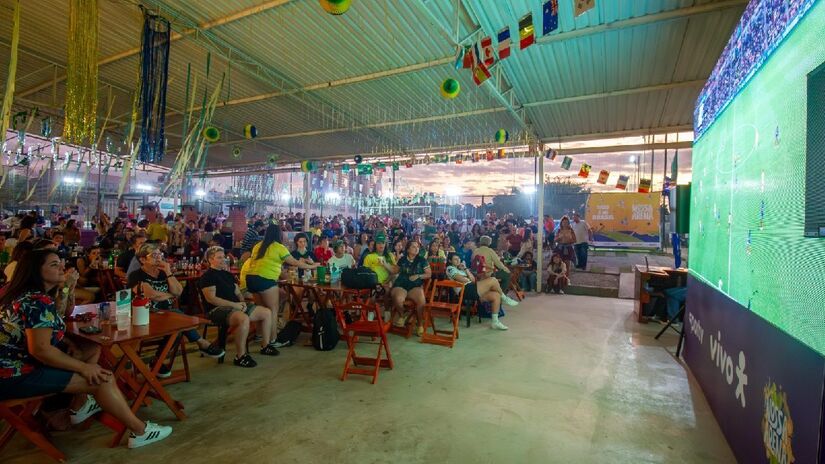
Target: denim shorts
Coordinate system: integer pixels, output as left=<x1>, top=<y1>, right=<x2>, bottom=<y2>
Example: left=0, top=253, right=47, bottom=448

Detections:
left=0, top=367, right=74, bottom=400
left=245, top=275, right=279, bottom=293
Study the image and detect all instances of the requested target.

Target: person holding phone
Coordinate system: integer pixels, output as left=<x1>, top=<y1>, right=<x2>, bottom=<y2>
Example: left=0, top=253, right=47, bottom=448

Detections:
left=0, top=249, right=173, bottom=448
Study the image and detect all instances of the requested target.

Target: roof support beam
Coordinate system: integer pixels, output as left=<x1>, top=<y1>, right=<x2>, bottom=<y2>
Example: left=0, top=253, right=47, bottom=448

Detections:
left=14, top=0, right=296, bottom=99
left=211, top=80, right=702, bottom=146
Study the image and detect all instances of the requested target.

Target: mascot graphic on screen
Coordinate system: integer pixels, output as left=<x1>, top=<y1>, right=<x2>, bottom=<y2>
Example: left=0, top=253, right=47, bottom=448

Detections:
left=762, top=381, right=794, bottom=464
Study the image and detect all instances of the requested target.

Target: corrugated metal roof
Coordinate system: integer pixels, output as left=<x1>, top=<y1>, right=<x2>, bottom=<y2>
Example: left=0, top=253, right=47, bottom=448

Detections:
left=0, top=0, right=746, bottom=168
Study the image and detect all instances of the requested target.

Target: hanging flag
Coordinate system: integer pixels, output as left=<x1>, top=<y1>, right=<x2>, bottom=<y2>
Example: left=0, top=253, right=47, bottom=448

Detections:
left=578, top=163, right=591, bottom=178
left=638, top=178, right=652, bottom=193
left=498, top=148, right=506, bottom=159
left=480, top=36, right=495, bottom=66
left=472, top=152, right=480, bottom=163
left=497, top=26, right=511, bottom=60
left=453, top=46, right=465, bottom=70
left=518, top=13, right=535, bottom=50
left=405, top=162, right=413, bottom=168
left=543, top=0, right=559, bottom=35
left=597, top=170, right=610, bottom=184
left=486, top=149, right=494, bottom=161
left=462, top=46, right=474, bottom=68
left=472, top=61, right=492, bottom=85
left=455, top=155, right=462, bottom=164
left=574, top=0, right=595, bottom=17
left=561, top=156, right=572, bottom=170
left=616, top=175, right=629, bottom=190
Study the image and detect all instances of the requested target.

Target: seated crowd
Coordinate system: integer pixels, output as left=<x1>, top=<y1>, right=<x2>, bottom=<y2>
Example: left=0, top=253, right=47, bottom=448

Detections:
left=0, top=207, right=582, bottom=454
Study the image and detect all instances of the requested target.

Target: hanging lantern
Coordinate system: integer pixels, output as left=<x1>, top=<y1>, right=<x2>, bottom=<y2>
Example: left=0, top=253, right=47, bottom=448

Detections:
left=202, top=126, right=221, bottom=143
left=243, top=124, right=258, bottom=139
left=495, top=129, right=509, bottom=144
left=319, top=0, right=351, bottom=15
left=440, top=78, right=460, bottom=99
left=354, top=155, right=363, bottom=164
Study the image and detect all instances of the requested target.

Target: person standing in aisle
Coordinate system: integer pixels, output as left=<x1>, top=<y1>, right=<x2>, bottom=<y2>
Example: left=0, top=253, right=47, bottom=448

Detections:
left=570, top=213, right=593, bottom=270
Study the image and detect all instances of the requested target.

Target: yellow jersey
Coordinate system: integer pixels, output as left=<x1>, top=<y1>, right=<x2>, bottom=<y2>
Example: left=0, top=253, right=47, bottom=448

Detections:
left=245, top=241, right=291, bottom=281
left=363, top=252, right=395, bottom=285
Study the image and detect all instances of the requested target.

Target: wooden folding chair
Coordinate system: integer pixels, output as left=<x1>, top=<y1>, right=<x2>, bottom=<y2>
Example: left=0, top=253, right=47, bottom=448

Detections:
left=0, top=395, right=65, bottom=462
left=387, top=279, right=430, bottom=338
left=421, top=280, right=465, bottom=348
left=336, top=301, right=393, bottom=384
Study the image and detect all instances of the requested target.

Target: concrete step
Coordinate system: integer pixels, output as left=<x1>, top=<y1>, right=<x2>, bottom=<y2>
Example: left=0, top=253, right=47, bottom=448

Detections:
left=563, top=270, right=620, bottom=299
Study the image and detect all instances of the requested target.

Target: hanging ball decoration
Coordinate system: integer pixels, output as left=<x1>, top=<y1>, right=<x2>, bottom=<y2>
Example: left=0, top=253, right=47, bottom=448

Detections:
left=440, top=78, right=460, bottom=99
left=495, top=129, right=509, bottom=144
left=243, top=124, right=258, bottom=139
left=354, top=155, right=363, bottom=164
left=300, top=160, right=314, bottom=172
left=232, top=146, right=242, bottom=159
left=320, top=0, right=351, bottom=15
left=203, top=126, right=221, bottom=143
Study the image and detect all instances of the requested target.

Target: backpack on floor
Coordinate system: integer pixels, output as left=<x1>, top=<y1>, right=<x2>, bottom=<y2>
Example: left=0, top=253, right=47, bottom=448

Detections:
left=312, top=308, right=339, bottom=351
left=275, top=320, right=302, bottom=347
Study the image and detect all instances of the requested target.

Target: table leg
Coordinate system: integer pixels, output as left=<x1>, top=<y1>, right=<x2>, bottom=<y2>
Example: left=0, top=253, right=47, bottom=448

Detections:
left=108, top=337, right=188, bottom=447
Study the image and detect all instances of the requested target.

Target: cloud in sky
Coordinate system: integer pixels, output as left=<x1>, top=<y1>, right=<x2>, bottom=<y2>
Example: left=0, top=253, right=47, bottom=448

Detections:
left=391, top=148, right=693, bottom=199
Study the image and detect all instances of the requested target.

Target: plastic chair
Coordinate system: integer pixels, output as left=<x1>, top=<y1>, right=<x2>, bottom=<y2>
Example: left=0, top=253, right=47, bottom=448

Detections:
left=336, top=301, right=393, bottom=384
left=420, top=280, right=465, bottom=348
left=0, top=395, right=65, bottom=462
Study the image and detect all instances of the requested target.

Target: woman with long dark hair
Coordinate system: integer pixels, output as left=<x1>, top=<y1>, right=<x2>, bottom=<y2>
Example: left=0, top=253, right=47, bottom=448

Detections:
left=241, top=224, right=317, bottom=337
left=0, top=249, right=172, bottom=448
left=390, top=241, right=431, bottom=335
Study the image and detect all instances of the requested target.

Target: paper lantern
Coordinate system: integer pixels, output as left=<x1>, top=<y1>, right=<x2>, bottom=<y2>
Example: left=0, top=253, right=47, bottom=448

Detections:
left=232, top=146, right=242, bottom=159
left=320, top=0, right=351, bottom=15
left=440, top=78, right=460, bottom=99
left=202, top=126, right=220, bottom=143
left=494, top=129, right=509, bottom=144
left=243, top=124, right=257, bottom=139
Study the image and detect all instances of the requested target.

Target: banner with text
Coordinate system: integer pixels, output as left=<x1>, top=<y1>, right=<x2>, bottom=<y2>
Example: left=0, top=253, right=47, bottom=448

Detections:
left=585, top=192, right=660, bottom=248
left=683, top=276, right=825, bottom=464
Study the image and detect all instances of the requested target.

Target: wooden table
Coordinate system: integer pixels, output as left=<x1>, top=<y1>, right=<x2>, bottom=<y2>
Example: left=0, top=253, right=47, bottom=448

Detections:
left=279, top=280, right=373, bottom=330
left=633, top=265, right=688, bottom=322
left=65, top=303, right=200, bottom=447
left=506, top=264, right=528, bottom=301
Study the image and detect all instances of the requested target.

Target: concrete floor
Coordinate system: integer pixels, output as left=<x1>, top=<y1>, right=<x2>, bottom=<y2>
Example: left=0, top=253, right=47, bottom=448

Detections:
left=3, top=295, right=735, bottom=464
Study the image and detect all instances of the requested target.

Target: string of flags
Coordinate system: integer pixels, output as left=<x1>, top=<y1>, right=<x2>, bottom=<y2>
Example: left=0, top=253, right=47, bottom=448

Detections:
left=546, top=147, right=649, bottom=192
left=454, top=0, right=598, bottom=86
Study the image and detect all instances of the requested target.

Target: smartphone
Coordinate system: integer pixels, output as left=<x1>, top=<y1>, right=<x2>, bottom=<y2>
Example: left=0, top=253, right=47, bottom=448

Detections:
left=80, top=326, right=102, bottom=334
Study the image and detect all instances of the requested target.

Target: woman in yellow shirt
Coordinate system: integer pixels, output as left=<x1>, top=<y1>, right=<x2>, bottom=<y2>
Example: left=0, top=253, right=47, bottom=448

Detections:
left=242, top=224, right=318, bottom=331
left=362, top=232, right=398, bottom=302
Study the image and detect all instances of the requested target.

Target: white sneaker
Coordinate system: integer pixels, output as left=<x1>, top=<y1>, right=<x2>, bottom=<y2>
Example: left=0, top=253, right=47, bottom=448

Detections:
left=491, top=320, right=509, bottom=331
left=128, top=421, right=173, bottom=449
left=559, top=290, right=565, bottom=295
left=70, top=395, right=102, bottom=425
left=501, top=294, right=519, bottom=307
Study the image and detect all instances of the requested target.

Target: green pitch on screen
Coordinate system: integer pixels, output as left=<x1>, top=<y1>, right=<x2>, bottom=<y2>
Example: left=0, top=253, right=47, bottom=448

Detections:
left=691, top=0, right=825, bottom=355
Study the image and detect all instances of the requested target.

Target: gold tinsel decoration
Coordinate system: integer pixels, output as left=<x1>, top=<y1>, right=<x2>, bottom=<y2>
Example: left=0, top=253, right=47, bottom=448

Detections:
left=63, top=0, right=99, bottom=145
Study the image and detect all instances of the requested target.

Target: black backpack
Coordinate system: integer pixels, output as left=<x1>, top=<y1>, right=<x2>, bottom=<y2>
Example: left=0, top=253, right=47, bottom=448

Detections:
left=341, top=266, right=378, bottom=289
left=312, top=308, right=339, bottom=351
left=275, top=320, right=302, bottom=347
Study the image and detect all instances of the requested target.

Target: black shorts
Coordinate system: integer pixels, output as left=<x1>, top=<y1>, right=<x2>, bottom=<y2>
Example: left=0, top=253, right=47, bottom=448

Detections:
left=208, top=303, right=256, bottom=325
left=246, top=275, right=279, bottom=293
left=0, top=367, right=74, bottom=400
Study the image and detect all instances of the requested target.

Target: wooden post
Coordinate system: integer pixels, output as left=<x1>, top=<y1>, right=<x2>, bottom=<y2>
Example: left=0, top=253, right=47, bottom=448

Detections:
left=537, top=153, right=545, bottom=293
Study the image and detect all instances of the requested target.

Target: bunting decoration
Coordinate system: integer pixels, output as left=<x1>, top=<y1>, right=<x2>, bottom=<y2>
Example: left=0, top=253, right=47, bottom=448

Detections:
left=244, top=124, right=258, bottom=139
left=561, top=156, right=572, bottom=170
left=453, top=46, right=466, bottom=70
left=518, top=13, right=535, bottom=50
left=574, top=0, right=596, bottom=17
left=480, top=36, right=495, bottom=66
left=0, top=0, right=21, bottom=188
left=486, top=150, right=494, bottom=161
left=597, top=170, right=610, bottom=184
left=543, top=0, right=559, bottom=35
left=497, top=148, right=506, bottom=159
left=462, top=47, right=474, bottom=69
left=320, top=0, right=351, bottom=15
left=615, top=175, right=629, bottom=190
left=472, top=62, right=491, bottom=85
left=578, top=163, right=591, bottom=178
left=137, top=11, right=171, bottom=163
left=497, top=27, right=511, bottom=60
left=63, top=0, right=99, bottom=146
left=638, top=178, right=652, bottom=193
left=440, top=78, right=460, bottom=99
